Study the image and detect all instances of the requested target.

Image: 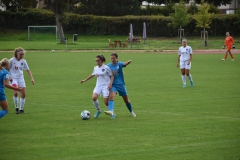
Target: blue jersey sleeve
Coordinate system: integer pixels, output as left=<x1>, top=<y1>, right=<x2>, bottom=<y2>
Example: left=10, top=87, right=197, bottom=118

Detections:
left=119, top=62, right=126, bottom=68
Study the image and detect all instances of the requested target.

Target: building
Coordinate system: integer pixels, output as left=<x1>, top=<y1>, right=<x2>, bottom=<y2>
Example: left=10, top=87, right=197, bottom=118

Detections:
left=218, top=0, right=239, bottom=14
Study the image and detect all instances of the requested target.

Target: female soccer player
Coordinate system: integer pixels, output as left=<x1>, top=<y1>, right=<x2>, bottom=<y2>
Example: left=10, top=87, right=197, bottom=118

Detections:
left=222, top=32, right=235, bottom=61
left=81, top=55, right=114, bottom=118
left=104, top=52, right=136, bottom=119
left=0, top=58, right=22, bottom=119
left=9, top=47, right=35, bottom=114
left=177, top=39, right=194, bottom=88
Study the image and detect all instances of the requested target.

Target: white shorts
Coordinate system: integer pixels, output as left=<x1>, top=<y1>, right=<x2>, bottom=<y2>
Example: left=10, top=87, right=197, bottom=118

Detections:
left=180, top=61, right=191, bottom=70
left=93, top=85, right=109, bottom=98
left=12, top=78, right=26, bottom=88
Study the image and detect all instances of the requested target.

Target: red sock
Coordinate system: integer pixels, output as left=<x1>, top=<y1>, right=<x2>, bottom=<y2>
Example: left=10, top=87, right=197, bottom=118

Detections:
left=230, top=54, right=234, bottom=59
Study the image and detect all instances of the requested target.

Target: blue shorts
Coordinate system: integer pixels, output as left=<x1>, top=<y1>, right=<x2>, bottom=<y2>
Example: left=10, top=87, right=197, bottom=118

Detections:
left=110, top=85, right=128, bottom=96
left=0, top=93, right=6, bottom=101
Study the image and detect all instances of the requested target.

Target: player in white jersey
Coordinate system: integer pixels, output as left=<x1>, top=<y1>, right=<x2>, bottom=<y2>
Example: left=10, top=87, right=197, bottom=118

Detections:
left=81, top=55, right=114, bottom=118
left=177, top=39, right=194, bottom=88
left=9, top=47, right=35, bottom=114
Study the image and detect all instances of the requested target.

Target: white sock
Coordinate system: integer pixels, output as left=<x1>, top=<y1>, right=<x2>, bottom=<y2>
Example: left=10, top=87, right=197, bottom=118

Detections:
left=20, top=98, right=25, bottom=110
left=181, top=75, right=186, bottom=84
left=13, top=96, right=18, bottom=109
left=188, top=74, right=193, bottom=81
left=93, top=100, right=100, bottom=110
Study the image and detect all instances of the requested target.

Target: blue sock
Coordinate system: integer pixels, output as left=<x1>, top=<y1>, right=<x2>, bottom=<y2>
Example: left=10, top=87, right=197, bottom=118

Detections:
left=0, top=109, right=8, bottom=118
left=108, top=100, right=114, bottom=112
left=126, top=103, right=132, bottom=112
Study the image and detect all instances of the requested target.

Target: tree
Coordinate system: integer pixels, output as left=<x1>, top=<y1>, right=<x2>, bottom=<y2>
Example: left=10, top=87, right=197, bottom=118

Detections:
left=75, top=0, right=142, bottom=16
left=168, top=1, right=190, bottom=42
left=193, top=0, right=213, bottom=46
left=234, top=7, right=240, bottom=30
left=44, top=0, right=74, bottom=43
left=0, top=0, right=38, bottom=11
left=194, top=0, right=232, bottom=6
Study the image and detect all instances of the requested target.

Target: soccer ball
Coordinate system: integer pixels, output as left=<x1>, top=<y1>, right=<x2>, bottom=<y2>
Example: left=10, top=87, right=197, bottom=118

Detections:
left=81, top=110, right=91, bottom=120
left=52, top=50, right=55, bottom=53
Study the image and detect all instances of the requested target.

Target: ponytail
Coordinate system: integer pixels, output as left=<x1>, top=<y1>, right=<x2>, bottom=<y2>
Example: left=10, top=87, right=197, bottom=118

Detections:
left=96, top=54, right=106, bottom=62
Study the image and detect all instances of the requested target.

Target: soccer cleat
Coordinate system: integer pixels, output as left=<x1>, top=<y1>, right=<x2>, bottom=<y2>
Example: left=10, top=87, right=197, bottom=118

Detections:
left=183, top=84, right=187, bottom=88
left=130, top=111, right=136, bottom=117
left=104, top=110, right=113, bottom=116
left=16, top=108, right=20, bottom=114
left=232, top=59, right=234, bottom=61
left=94, top=110, right=101, bottom=118
left=190, top=80, right=194, bottom=87
left=20, top=110, right=25, bottom=114
left=222, top=59, right=225, bottom=61
left=111, top=114, right=116, bottom=119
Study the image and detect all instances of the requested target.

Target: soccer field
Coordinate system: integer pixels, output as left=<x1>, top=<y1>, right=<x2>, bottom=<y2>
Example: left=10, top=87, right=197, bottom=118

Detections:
left=0, top=51, right=240, bottom=160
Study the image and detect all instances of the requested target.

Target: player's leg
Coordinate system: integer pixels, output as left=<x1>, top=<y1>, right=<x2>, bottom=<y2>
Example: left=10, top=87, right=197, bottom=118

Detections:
left=185, top=63, right=194, bottom=87
left=180, top=61, right=186, bottom=87
left=12, top=79, right=19, bottom=114
left=229, top=50, right=234, bottom=61
left=119, top=85, right=136, bottom=117
left=92, top=87, right=101, bottom=118
left=18, top=79, right=26, bottom=113
left=19, top=87, right=26, bottom=113
left=0, top=97, right=9, bottom=118
left=104, top=87, right=117, bottom=118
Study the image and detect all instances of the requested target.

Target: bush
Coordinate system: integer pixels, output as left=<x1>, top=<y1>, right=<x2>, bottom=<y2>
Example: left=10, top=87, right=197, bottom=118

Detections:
left=0, top=10, right=239, bottom=37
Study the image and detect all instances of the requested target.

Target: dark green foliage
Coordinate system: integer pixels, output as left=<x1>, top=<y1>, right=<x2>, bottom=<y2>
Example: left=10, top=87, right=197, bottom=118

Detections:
left=0, top=0, right=38, bottom=11
left=0, top=10, right=239, bottom=36
left=75, top=0, right=142, bottom=16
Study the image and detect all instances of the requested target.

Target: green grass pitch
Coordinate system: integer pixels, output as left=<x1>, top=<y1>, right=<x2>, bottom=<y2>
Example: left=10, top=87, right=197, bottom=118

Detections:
left=0, top=51, right=240, bottom=160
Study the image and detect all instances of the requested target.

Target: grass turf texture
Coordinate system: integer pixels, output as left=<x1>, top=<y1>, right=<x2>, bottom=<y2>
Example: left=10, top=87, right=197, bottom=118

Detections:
left=0, top=51, right=239, bottom=160
left=0, top=28, right=240, bottom=51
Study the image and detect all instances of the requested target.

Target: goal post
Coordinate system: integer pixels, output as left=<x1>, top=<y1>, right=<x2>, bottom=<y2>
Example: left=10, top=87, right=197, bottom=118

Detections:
left=28, top=26, right=58, bottom=42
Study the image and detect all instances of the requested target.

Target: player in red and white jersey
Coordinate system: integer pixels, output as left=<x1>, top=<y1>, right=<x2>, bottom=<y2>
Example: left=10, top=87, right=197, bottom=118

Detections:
left=177, top=39, right=194, bottom=88
left=9, top=47, right=35, bottom=114
left=81, top=55, right=114, bottom=118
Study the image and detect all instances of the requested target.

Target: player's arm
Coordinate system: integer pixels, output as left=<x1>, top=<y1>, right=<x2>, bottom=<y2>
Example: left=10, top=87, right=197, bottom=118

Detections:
left=26, top=70, right=35, bottom=85
left=177, top=55, right=181, bottom=68
left=188, top=54, right=192, bottom=65
left=3, top=79, right=22, bottom=91
left=108, top=75, right=114, bottom=90
left=124, top=60, right=132, bottom=66
left=81, top=74, right=94, bottom=83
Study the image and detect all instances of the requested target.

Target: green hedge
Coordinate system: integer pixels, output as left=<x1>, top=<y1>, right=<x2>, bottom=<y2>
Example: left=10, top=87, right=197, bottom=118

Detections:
left=0, top=10, right=239, bottom=37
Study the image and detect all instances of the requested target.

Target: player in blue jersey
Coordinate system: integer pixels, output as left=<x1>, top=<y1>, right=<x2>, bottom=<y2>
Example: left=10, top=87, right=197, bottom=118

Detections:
left=104, top=52, right=136, bottom=119
left=0, top=58, right=22, bottom=119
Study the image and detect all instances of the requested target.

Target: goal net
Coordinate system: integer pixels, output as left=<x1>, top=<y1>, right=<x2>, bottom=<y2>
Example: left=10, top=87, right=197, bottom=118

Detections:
left=28, top=26, right=58, bottom=42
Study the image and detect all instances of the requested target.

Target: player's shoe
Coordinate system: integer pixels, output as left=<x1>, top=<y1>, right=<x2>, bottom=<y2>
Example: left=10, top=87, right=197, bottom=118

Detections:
left=104, top=110, right=113, bottom=116
left=111, top=114, right=116, bottom=119
left=15, top=108, right=19, bottom=114
left=183, top=84, right=187, bottom=88
left=231, top=59, right=234, bottom=61
left=130, top=111, right=136, bottom=117
left=190, top=80, right=194, bottom=87
left=94, top=110, right=101, bottom=118
left=20, top=110, right=25, bottom=114
left=222, top=59, right=225, bottom=61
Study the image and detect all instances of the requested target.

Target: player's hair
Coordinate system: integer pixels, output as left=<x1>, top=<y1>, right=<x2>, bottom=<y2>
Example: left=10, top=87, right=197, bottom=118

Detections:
left=0, top=58, right=10, bottom=70
left=96, top=54, right=106, bottom=62
left=110, top=52, right=118, bottom=58
left=182, top=39, right=187, bottom=42
left=14, top=47, right=26, bottom=58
